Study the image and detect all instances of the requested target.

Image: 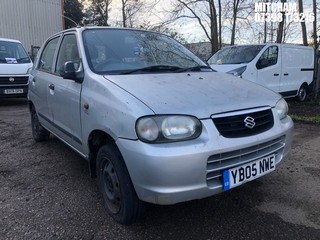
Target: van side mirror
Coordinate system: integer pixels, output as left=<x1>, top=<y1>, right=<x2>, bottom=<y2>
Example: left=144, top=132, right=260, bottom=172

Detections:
left=256, top=59, right=269, bottom=69
left=60, top=61, right=83, bottom=83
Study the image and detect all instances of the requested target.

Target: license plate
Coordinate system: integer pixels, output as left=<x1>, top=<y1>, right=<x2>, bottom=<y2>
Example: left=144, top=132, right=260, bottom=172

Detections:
left=4, top=89, right=23, bottom=94
left=223, top=154, right=276, bottom=190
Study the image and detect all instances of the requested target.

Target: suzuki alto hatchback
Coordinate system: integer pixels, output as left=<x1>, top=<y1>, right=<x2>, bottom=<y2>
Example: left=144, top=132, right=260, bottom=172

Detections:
left=28, top=26, right=294, bottom=224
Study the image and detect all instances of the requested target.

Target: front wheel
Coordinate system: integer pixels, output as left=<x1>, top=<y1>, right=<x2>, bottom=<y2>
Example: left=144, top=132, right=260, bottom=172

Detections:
left=31, top=106, right=50, bottom=142
left=96, top=144, right=145, bottom=224
left=297, top=85, right=308, bottom=102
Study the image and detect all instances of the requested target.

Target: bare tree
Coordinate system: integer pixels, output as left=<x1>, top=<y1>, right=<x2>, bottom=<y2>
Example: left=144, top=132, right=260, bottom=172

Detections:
left=121, top=0, right=144, bottom=28
left=298, top=0, right=308, bottom=45
left=218, top=0, right=222, bottom=48
left=276, top=0, right=286, bottom=43
left=89, top=0, right=113, bottom=26
left=313, top=0, right=318, bottom=49
left=230, top=0, right=241, bottom=45
left=169, top=0, right=219, bottom=54
left=209, top=0, right=219, bottom=52
left=263, top=0, right=268, bottom=43
left=222, top=0, right=255, bottom=45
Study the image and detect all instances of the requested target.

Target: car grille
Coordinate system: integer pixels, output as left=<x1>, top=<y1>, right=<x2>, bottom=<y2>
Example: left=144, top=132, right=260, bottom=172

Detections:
left=206, top=136, right=285, bottom=188
left=212, top=108, right=274, bottom=138
left=0, top=76, right=29, bottom=85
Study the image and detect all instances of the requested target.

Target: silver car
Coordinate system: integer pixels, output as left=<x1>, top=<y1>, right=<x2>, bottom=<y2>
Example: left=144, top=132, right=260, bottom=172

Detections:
left=28, top=26, right=294, bottom=224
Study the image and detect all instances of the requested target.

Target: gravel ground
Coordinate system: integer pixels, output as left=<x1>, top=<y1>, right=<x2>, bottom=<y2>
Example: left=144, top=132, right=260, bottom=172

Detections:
left=0, top=98, right=320, bottom=240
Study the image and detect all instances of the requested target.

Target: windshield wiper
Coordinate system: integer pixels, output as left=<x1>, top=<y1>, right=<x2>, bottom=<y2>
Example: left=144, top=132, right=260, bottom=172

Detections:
left=120, top=65, right=183, bottom=74
left=16, top=57, right=30, bottom=63
left=120, top=65, right=213, bottom=74
left=175, top=65, right=213, bottom=73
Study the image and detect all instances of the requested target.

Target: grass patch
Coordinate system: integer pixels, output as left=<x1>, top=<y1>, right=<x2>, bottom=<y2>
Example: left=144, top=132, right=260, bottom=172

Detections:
left=290, top=114, right=320, bottom=124
left=304, top=99, right=320, bottom=105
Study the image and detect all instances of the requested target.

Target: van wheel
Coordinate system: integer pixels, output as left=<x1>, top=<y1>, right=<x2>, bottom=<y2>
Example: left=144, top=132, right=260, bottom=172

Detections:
left=31, top=107, right=50, bottom=142
left=297, top=85, right=308, bottom=102
left=96, top=144, right=145, bottom=225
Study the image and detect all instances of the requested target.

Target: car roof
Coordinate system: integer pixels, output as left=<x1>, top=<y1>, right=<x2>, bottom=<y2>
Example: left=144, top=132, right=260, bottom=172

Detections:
left=52, top=26, right=163, bottom=37
left=0, top=37, right=22, bottom=43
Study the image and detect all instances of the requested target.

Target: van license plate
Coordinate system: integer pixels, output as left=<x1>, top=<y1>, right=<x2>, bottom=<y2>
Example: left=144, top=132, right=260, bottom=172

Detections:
left=223, top=154, right=276, bottom=190
left=4, top=89, right=23, bottom=94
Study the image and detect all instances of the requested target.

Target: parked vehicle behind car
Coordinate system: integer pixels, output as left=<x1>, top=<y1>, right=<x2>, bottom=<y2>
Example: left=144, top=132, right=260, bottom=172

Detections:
left=0, top=38, right=33, bottom=98
left=28, top=26, right=294, bottom=224
left=208, top=43, right=314, bottom=102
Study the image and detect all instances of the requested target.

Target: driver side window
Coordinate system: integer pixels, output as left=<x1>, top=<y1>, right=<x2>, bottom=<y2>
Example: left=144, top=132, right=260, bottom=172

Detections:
left=256, top=46, right=278, bottom=69
left=55, top=34, right=80, bottom=75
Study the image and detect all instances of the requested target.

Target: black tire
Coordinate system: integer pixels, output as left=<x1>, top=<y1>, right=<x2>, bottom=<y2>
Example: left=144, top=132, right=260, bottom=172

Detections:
left=297, top=85, right=308, bottom=102
left=31, top=106, right=50, bottom=142
left=96, top=144, right=145, bottom=225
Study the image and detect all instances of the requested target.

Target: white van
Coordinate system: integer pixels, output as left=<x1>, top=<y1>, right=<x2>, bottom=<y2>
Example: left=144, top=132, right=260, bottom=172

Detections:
left=0, top=37, right=33, bottom=98
left=208, top=43, right=314, bottom=101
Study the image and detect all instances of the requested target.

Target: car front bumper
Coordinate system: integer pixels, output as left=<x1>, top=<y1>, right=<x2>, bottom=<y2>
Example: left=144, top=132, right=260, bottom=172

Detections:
left=117, top=113, right=294, bottom=205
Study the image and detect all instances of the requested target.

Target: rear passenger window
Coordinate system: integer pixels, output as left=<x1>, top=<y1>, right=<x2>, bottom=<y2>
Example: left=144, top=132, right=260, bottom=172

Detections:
left=257, top=46, right=278, bottom=69
left=38, top=37, right=59, bottom=72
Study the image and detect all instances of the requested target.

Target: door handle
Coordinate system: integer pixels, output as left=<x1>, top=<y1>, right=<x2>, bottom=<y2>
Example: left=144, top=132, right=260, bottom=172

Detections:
left=284, top=73, right=289, bottom=76
left=273, top=73, right=279, bottom=76
left=49, top=84, right=55, bottom=90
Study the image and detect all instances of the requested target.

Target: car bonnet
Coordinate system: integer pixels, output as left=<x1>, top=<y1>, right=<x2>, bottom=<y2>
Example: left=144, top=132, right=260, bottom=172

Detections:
left=103, top=71, right=280, bottom=119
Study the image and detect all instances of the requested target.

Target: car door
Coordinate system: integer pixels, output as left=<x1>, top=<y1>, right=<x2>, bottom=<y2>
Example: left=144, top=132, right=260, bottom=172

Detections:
left=47, top=33, right=83, bottom=150
left=30, top=36, right=60, bottom=131
left=256, top=46, right=281, bottom=92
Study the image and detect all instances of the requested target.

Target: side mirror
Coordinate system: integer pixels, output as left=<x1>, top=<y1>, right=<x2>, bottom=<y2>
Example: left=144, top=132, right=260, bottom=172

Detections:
left=256, top=59, right=269, bottom=69
left=60, top=61, right=83, bottom=83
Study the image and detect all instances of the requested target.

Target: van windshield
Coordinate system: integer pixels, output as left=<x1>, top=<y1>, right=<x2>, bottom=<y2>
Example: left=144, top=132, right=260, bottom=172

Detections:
left=208, top=45, right=265, bottom=65
left=83, top=29, right=209, bottom=74
left=0, top=41, right=31, bottom=64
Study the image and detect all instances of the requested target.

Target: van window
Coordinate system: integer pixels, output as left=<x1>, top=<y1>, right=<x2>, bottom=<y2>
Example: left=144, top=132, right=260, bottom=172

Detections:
left=0, top=40, right=31, bottom=64
left=38, top=37, right=59, bottom=72
left=257, top=46, right=278, bottom=69
left=208, top=45, right=264, bottom=65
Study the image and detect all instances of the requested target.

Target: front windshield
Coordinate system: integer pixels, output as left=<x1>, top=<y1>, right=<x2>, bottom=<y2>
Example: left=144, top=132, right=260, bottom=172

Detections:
left=83, top=29, right=207, bottom=74
left=208, top=45, right=265, bottom=65
left=0, top=41, right=31, bottom=64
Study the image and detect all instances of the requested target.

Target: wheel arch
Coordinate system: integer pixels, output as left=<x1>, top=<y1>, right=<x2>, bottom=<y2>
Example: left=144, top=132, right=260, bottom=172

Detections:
left=87, top=129, right=117, bottom=178
left=28, top=100, right=35, bottom=113
left=301, top=82, right=309, bottom=91
left=297, top=82, right=309, bottom=102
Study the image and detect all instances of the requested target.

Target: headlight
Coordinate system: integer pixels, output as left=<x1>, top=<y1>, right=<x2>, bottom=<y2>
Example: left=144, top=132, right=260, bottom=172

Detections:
left=227, top=66, right=247, bottom=77
left=27, top=67, right=33, bottom=74
left=136, top=115, right=202, bottom=143
left=275, top=98, right=288, bottom=120
left=136, top=117, right=159, bottom=142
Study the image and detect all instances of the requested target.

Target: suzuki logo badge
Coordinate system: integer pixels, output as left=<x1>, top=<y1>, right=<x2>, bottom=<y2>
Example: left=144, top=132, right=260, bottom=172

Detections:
left=244, top=116, right=255, bottom=129
left=9, top=77, right=15, bottom=82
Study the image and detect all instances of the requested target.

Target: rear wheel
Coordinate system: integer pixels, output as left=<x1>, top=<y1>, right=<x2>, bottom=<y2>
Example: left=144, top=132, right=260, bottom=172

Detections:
left=297, top=84, right=308, bottom=102
left=96, top=144, right=145, bottom=224
left=31, top=106, right=50, bottom=142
